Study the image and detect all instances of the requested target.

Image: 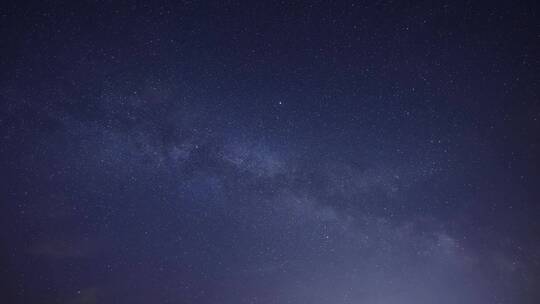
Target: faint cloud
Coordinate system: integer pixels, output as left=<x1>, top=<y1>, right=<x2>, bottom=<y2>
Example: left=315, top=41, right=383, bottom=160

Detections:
left=222, top=141, right=287, bottom=177
left=65, top=287, right=100, bottom=304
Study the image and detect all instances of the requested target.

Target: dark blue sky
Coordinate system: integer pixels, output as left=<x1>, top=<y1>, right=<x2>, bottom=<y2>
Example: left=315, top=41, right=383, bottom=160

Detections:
left=1, top=1, right=539, bottom=303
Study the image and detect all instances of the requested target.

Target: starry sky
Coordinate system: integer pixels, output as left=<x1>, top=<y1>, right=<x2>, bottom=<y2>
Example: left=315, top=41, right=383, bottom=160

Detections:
left=1, top=1, right=539, bottom=303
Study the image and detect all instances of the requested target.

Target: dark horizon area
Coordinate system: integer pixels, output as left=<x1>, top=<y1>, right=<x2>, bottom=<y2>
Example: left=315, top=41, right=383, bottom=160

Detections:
left=1, top=1, right=539, bottom=303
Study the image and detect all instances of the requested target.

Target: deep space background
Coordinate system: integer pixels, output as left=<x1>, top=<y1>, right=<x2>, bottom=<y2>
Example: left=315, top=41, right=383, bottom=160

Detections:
left=1, top=1, right=539, bottom=303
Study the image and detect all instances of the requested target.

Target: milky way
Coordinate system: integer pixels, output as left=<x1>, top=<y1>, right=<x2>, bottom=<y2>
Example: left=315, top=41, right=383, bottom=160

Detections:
left=1, top=1, right=539, bottom=303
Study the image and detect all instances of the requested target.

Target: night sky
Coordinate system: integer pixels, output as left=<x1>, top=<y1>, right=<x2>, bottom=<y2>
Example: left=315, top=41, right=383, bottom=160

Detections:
left=1, top=1, right=539, bottom=303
